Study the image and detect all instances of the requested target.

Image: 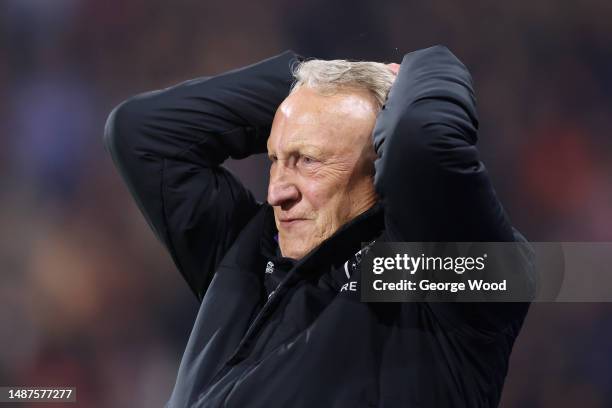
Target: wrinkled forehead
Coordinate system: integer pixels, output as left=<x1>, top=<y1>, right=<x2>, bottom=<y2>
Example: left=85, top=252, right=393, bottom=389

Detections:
left=267, top=87, right=377, bottom=155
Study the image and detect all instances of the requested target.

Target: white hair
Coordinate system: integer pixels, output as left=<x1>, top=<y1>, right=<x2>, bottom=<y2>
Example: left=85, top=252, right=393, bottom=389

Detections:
left=290, top=59, right=395, bottom=109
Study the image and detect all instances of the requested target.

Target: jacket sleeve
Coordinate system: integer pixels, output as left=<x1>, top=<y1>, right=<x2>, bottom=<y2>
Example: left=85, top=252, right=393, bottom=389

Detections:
left=373, top=46, right=529, bottom=336
left=373, top=45, right=514, bottom=243
left=103, top=51, right=300, bottom=301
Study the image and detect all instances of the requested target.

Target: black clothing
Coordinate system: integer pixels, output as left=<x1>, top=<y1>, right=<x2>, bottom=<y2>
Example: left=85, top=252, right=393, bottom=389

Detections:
left=104, top=46, right=532, bottom=407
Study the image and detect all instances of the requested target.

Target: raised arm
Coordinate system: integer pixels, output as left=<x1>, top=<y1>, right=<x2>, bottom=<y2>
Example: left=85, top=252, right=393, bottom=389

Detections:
left=373, top=46, right=531, bottom=335
left=104, top=51, right=300, bottom=301
left=373, top=45, right=514, bottom=243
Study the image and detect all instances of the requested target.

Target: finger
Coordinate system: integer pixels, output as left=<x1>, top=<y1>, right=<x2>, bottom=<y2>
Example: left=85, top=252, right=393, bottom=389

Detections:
left=387, top=63, right=400, bottom=75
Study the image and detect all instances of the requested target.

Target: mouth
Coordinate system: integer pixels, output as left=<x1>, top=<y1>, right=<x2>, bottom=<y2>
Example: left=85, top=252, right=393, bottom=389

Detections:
left=278, top=218, right=309, bottom=228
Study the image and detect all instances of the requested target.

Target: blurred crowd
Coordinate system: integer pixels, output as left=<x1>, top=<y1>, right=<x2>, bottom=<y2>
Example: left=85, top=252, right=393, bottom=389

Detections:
left=1, top=0, right=611, bottom=406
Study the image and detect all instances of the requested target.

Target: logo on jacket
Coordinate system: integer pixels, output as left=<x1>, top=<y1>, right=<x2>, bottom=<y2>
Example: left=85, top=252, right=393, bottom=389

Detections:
left=342, top=240, right=376, bottom=279
left=340, top=240, right=376, bottom=292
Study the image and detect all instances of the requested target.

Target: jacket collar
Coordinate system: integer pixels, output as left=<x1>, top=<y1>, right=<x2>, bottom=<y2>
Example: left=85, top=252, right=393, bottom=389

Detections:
left=260, top=203, right=385, bottom=279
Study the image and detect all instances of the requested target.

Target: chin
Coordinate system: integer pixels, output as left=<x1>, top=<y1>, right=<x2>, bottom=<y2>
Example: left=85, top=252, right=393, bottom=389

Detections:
left=280, top=240, right=314, bottom=260
left=282, top=247, right=308, bottom=260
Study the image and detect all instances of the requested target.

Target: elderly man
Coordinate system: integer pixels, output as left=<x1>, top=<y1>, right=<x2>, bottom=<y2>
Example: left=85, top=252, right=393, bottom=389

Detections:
left=105, top=46, right=530, bottom=407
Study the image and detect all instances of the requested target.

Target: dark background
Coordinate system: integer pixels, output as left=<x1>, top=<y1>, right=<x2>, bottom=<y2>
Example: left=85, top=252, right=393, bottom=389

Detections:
left=1, top=0, right=611, bottom=406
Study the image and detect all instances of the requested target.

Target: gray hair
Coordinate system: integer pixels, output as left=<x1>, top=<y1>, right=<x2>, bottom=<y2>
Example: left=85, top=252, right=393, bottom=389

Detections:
left=290, top=59, right=395, bottom=110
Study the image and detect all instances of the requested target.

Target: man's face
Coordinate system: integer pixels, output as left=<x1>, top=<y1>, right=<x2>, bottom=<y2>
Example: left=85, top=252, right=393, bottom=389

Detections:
left=267, top=86, right=379, bottom=259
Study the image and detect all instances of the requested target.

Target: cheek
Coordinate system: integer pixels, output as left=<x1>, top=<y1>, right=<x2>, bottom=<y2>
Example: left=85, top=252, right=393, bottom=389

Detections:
left=300, top=177, right=351, bottom=223
left=299, top=178, right=334, bottom=214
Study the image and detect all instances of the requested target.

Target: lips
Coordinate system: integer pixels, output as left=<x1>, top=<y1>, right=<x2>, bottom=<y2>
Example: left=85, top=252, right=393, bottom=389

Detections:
left=279, top=218, right=309, bottom=227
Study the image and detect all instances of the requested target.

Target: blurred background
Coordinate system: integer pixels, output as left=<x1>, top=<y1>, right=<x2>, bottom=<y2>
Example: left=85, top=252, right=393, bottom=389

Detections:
left=1, top=0, right=611, bottom=406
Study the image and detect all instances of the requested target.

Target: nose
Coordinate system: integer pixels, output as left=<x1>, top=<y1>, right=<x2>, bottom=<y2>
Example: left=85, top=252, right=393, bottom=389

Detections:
left=267, top=165, right=300, bottom=208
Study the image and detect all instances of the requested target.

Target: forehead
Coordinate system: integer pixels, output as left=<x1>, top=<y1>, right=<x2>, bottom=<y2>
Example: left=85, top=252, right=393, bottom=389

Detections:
left=267, top=87, right=377, bottom=155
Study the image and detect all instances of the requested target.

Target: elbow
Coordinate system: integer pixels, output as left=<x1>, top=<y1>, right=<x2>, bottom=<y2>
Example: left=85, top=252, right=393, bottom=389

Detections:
left=103, top=102, right=122, bottom=156
left=103, top=96, right=148, bottom=161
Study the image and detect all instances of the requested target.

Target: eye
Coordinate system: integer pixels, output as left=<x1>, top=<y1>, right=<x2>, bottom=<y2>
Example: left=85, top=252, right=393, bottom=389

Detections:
left=299, top=155, right=317, bottom=166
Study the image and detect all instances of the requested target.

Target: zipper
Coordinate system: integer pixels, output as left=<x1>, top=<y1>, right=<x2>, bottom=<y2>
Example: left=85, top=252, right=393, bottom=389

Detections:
left=225, top=281, right=287, bottom=366
left=200, top=280, right=285, bottom=395
left=202, top=249, right=314, bottom=391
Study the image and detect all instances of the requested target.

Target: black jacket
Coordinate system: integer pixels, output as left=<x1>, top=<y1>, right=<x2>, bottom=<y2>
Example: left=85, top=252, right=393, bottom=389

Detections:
left=104, top=46, right=531, bottom=407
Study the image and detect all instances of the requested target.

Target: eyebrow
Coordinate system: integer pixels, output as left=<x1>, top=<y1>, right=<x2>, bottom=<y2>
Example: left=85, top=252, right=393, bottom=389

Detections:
left=267, top=141, right=328, bottom=159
